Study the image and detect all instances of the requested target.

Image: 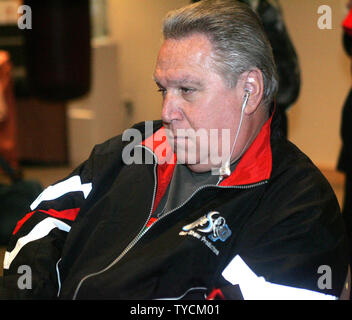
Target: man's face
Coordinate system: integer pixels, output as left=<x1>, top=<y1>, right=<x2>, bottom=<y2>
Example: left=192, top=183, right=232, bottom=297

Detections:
left=153, top=33, right=245, bottom=172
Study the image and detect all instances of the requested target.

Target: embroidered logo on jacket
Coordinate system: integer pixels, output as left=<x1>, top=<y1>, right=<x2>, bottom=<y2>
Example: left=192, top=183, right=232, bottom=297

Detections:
left=179, top=211, right=232, bottom=255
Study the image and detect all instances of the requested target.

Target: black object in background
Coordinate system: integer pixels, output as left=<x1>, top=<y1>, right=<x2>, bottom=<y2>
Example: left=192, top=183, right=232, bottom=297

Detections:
left=24, top=0, right=91, bottom=101
left=0, top=155, right=43, bottom=245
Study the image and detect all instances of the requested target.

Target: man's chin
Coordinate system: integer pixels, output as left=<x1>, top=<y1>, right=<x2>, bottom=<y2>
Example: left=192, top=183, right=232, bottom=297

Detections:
left=184, top=162, right=222, bottom=174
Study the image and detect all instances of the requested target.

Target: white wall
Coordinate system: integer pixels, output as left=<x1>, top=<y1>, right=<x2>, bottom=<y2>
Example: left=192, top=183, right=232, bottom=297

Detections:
left=67, top=39, right=123, bottom=167
left=281, top=0, right=351, bottom=169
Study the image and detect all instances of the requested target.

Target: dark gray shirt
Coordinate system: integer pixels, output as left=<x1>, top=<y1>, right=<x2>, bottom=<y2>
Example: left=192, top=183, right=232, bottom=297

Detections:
left=153, top=162, right=237, bottom=218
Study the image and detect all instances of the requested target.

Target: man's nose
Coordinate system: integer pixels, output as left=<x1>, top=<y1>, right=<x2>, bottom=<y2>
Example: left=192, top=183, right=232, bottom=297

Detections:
left=161, top=91, right=183, bottom=124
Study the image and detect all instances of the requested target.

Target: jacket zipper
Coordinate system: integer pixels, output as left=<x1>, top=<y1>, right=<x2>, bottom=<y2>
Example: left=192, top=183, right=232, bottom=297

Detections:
left=72, top=146, right=267, bottom=299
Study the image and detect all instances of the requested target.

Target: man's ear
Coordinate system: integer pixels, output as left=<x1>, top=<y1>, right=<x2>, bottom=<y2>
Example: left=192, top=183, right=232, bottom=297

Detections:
left=240, top=68, right=264, bottom=115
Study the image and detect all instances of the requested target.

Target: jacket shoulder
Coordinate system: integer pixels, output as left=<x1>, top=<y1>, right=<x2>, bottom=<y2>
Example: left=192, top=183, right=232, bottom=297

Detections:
left=271, top=138, right=332, bottom=188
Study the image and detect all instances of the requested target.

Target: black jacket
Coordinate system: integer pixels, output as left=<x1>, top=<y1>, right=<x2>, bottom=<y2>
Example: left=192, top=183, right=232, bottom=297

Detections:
left=1, top=115, right=349, bottom=300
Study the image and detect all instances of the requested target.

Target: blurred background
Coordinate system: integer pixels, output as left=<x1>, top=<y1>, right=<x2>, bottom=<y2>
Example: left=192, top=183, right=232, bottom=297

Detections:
left=0, top=0, right=349, bottom=197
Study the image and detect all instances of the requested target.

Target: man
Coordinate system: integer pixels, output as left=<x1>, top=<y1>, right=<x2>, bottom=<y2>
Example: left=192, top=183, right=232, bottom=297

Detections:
left=1, top=0, right=350, bottom=299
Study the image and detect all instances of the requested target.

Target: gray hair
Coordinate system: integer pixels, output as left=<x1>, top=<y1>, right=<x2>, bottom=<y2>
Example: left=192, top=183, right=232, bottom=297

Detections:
left=162, top=0, right=278, bottom=107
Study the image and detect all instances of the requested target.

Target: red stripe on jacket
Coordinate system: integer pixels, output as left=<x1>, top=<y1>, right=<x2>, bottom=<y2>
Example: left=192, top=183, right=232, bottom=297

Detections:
left=12, top=208, right=80, bottom=235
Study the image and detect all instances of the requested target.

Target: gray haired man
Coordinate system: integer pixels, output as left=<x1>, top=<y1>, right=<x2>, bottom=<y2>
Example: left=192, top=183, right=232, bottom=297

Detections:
left=1, top=0, right=350, bottom=300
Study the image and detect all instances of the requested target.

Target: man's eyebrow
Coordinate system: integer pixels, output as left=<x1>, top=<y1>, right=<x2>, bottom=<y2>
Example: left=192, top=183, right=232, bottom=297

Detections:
left=153, top=75, right=203, bottom=87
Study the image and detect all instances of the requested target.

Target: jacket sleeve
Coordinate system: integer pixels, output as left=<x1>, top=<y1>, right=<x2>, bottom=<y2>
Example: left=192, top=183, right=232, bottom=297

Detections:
left=1, top=152, right=95, bottom=299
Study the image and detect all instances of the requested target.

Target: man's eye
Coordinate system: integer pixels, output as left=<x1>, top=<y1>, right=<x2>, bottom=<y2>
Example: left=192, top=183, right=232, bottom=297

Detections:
left=157, top=88, right=166, bottom=97
left=181, top=87, right=194, bottom=94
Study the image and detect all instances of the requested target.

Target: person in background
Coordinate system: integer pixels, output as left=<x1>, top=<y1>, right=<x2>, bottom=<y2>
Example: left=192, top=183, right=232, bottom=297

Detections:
left=338, top=1, right=352, bottom=295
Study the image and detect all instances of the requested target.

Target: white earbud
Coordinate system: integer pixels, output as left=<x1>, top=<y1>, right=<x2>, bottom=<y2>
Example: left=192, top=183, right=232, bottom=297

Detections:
left=242, top=88, right=251, bottom=111
left=218, top=89, right=251, bottom=180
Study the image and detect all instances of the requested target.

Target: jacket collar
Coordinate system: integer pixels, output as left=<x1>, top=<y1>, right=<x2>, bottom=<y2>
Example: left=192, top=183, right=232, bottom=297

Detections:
left=219, top=116, right=272, bottom=186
